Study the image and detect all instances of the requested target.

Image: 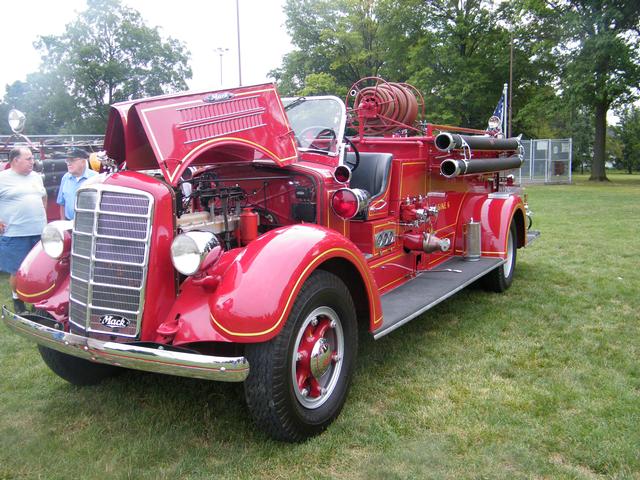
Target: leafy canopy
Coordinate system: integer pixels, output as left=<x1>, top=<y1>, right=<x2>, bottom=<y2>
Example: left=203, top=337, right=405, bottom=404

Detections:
left=2, top=0, right=192, bottom=134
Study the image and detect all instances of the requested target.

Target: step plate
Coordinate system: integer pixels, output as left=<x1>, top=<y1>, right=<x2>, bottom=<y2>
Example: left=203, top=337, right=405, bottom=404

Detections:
left=374, top=256, right=504, bottom=339
left=526, top=230, right=541, bottom=246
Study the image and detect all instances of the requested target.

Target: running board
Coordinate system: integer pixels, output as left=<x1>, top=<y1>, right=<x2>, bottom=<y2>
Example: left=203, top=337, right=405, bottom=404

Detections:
left=373, top=256, right=504, bottom=339
left=526, top=230, right=541, bottom=246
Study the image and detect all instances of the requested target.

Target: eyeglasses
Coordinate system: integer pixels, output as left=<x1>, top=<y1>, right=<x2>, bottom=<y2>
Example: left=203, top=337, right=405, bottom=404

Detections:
left=65, top=158, right=84, bottom=164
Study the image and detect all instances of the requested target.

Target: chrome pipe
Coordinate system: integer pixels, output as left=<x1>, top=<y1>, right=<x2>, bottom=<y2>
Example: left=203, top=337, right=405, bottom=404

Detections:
left=440, top=155, right=524, bottom=178
left=435, top=132, right=521, bottom=152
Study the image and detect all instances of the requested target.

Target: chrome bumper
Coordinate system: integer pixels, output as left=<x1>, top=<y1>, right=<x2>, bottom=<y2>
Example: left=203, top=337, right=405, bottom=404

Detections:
left=1, top=305, right=249, bottom=382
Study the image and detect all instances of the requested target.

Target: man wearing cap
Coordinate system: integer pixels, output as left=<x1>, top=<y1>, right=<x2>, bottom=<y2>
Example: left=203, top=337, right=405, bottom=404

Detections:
left=57, top=148, right=98, bottom=221
left=0, top=147, right=47, bottom=313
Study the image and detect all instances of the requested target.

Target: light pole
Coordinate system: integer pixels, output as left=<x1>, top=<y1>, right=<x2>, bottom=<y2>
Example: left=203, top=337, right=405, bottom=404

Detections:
left=236, top=0, right=242, bottom=86
left=214, top=47, right=229, bottom=87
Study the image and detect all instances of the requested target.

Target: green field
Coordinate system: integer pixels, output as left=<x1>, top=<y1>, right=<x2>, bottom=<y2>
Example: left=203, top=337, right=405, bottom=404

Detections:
left=1, top=173, right=639, bottom=479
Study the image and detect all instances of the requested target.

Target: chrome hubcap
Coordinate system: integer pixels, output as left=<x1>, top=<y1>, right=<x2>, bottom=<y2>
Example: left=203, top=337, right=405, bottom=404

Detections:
left=310, top=337, right=332, bottom=378
left=291, top=306, right=344, bottom=409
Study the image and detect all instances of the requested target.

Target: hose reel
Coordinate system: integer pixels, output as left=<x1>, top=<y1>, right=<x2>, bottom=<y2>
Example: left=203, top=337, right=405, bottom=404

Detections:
left=346, top=77, right=424, bottom=136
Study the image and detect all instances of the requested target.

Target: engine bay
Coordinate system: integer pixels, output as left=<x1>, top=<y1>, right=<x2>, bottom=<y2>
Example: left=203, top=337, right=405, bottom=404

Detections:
left=174, top=164, right=317, bottom=249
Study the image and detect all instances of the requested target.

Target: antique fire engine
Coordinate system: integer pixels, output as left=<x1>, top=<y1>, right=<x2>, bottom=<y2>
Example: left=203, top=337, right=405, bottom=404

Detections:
left=2, top=78, right=537, bottom=442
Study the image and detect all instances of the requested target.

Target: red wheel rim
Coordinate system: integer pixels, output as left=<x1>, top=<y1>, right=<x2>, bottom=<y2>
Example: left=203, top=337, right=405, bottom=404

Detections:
left=291, top=306, right=344, bottom=409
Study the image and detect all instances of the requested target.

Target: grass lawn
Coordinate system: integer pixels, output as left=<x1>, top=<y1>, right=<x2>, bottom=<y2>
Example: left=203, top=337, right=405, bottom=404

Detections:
left=1, top=173, right=639, bottom=479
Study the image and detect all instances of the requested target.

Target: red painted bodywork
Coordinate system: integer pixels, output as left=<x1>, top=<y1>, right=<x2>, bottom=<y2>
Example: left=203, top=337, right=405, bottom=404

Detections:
left=17, top=82, right=529, bottom=352
left=206, top=224, right=380, bottom=342
left=16, top=242, right=69, bottom=305
left=104, top=84, right=298, bottom=186
left=101, top=171, right=178, bottom=341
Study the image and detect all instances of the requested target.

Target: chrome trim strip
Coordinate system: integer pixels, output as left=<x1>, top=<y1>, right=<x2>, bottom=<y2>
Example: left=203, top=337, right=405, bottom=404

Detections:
left=487, top=192, right=512, bottom=199
left=178, top=108, right=266, bottom=130
left=183, top=122, right=268, bottom=145
left=1, top=306, right=249, bottom=382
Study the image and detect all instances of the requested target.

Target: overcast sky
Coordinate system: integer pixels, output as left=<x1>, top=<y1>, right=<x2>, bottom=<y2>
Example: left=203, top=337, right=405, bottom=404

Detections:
left=1, top=0, right=292, bottom=93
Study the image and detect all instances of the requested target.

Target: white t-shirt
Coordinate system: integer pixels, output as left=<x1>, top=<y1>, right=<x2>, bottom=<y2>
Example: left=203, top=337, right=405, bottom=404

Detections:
left=0, top=169, right=47, bottom=237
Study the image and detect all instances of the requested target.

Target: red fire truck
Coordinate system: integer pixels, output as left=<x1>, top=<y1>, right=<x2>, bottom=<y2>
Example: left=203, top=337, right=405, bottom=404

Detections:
left=2, top=78, right=537, bottom=442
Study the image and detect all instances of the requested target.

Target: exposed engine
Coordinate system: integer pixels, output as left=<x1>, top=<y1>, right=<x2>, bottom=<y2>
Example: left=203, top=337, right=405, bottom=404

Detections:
left=174, top=165, right=316, bottom=249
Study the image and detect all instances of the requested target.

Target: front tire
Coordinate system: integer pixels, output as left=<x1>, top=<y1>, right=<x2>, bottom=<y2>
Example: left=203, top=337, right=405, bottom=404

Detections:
left=483, top=220, right=517, bottom=292
left=38, top=345, right=123, bottom=386
left=244, top=270, right=358, bottom=442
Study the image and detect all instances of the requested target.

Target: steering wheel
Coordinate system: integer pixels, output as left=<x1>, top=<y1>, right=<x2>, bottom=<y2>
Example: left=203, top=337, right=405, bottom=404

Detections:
left=298, top=126, right=337, bottom=150
left=343, top=136, right=360, bottom=171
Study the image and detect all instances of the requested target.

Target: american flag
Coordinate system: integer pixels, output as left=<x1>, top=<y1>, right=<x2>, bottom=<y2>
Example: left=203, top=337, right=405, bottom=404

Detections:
left=492, top=94, right=504, bottom=120
left=488, top=84, right=508, bottom=134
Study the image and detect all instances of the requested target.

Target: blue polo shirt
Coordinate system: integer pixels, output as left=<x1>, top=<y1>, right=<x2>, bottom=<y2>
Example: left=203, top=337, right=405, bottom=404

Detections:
left=57, top=167, right=98, bottom=220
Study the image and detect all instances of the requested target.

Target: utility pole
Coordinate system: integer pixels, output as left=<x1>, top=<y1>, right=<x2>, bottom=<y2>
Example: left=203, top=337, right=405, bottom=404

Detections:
left=215, top=47, right=229, bottom=87
left=236, top=0, right=242, bottom=86
left=508, top=33, right=514, bottom=138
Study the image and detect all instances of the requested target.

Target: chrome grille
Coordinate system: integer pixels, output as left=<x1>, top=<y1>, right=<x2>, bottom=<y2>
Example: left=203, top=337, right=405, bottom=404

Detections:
left=69, top=186, right=153, bottom=338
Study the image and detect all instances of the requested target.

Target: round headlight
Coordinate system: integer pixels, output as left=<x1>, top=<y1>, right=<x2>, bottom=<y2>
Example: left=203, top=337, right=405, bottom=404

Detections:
left=171, top=231, right=218, bottom=276
left=41, top=221, right=72, bottom=259
left=8, top=109, right=26, bottom=133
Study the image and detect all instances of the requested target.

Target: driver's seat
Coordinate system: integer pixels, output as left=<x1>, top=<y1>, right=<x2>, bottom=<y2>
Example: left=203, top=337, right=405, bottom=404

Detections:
left=346, top=152, right=393, bottom=199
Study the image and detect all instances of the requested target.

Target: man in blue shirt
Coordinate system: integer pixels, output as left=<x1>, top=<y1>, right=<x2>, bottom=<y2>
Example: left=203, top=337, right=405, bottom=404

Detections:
left=57, top=148, right=98, bottom=220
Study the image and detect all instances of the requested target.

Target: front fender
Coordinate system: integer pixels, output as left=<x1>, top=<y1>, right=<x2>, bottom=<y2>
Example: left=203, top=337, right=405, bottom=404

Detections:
left=455, top=193, right=525, bottom=257
left=16, top=242, right=69, bottom=304
left=207, top=224, right=380, bottom=343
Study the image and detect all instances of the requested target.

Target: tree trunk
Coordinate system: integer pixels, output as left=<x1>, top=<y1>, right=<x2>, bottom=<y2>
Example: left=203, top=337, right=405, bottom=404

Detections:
left=590, top=101, right=609, bottom=181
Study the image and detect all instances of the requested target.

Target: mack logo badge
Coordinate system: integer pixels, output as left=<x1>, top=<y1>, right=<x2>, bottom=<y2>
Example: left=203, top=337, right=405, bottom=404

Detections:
left=100, top=314, right=130, bottom=329
left=203, top=92, right=234, bottom=103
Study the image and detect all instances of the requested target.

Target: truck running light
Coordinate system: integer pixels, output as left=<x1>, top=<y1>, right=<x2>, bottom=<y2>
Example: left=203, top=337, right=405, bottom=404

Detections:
left=331, top=188, right=370, bottom=219
left=333, top=165, right=351, bottom=184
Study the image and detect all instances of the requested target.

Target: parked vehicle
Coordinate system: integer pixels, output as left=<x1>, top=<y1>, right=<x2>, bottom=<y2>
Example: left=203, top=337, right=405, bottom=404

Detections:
left=2, top=79, right=538, bottom=442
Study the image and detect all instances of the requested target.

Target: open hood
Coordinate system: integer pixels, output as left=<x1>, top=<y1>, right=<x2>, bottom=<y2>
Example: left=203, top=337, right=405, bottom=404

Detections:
left=104, top=83, right=298, bottom=186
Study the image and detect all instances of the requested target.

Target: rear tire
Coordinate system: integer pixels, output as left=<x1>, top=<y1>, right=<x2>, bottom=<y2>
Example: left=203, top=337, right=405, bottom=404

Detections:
left=483, top=220, right=517, bottom=293
left=244, top=270, right=358, bottom=442
left=38, top=346, right=123, bottom=386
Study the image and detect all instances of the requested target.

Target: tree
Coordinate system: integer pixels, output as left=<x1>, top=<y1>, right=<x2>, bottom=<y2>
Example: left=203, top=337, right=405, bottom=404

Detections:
left=522, top=0, right=640, bottom=181
left=2, top=73, right=80, bottom=134
left=615, top=106, right=640, bottom=174
left=299, top=73, right=344, bottom=97
left=0, top=102, right=11, bottom=135
left=274, top=0, right=555, bottom=133
left=407, top=0, right=515, bottom=127
left=272, top=0, right=396, bottom=96
left=34, top=0, right=192, bottom=132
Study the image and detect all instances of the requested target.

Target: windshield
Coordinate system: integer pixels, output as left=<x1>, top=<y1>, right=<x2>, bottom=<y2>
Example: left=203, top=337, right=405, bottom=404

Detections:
left=282, top=96, right=346, bottom=156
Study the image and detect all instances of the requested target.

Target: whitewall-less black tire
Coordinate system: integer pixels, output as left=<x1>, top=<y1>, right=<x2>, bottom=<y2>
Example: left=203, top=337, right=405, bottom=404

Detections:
left=244, top=270, right=358, bottom=442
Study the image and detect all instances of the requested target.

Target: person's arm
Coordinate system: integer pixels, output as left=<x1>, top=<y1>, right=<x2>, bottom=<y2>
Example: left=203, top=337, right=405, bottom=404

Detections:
left=56, top=175, right=66, bottom=219
left=0, top=220, right=5, bottom=235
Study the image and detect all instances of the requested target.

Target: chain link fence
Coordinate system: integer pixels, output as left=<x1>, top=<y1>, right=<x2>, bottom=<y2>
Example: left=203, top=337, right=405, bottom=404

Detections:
left=513, top=138, right=572, bottom=184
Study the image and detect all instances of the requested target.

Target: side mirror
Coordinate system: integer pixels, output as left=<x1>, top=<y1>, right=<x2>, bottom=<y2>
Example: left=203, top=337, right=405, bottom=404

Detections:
left=8, top=109, right=26, bottom=134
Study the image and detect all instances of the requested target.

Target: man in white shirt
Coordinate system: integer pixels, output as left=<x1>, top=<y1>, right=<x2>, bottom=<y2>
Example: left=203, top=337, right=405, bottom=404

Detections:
left=0, top=147, right=47, bottom=313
